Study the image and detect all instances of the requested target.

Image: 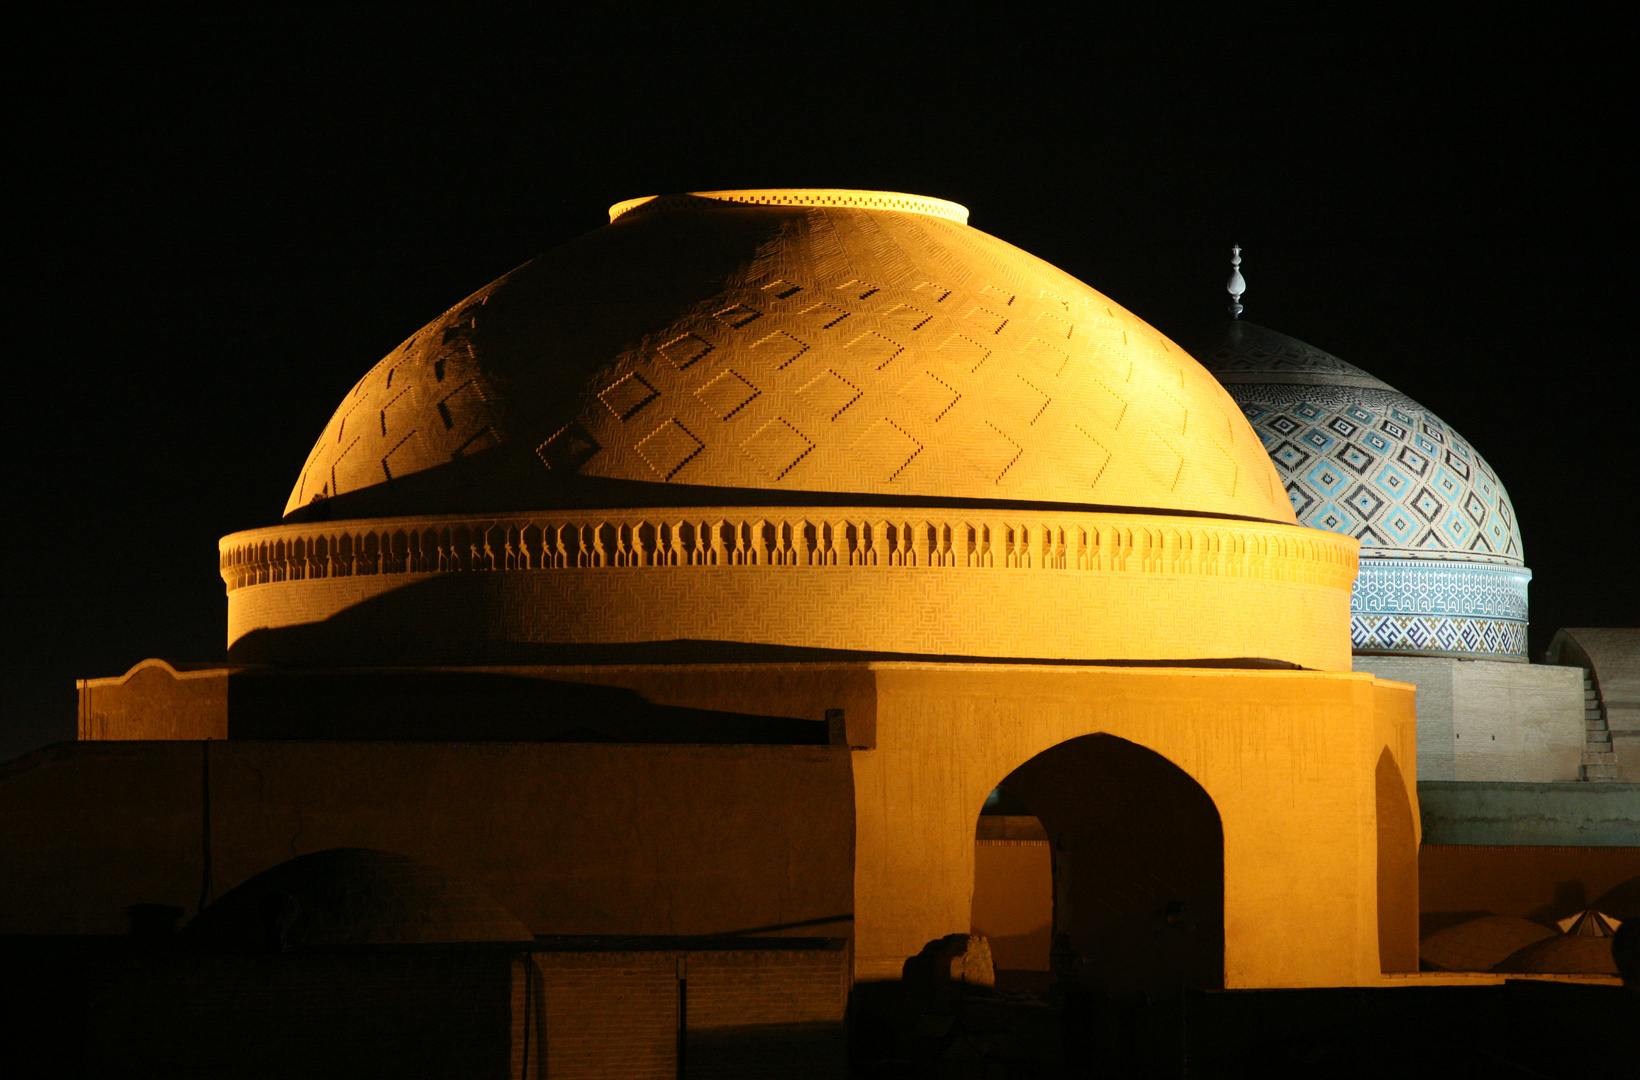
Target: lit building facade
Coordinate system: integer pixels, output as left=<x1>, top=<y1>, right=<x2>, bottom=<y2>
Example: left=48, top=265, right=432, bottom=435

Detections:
left=5, top=191, right=1628, bottom=1076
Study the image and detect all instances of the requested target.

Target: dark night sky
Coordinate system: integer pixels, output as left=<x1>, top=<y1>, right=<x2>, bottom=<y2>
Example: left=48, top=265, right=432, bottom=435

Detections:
left=9, top=9, right=1634, bottom=762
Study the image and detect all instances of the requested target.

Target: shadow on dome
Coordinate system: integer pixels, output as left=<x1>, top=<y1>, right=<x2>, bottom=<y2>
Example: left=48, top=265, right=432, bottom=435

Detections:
left=284, top=450, right=1300, bottom=525
left=184, top=848, right=534, bottom=952
left=226, top=565, right=1311, bottom=674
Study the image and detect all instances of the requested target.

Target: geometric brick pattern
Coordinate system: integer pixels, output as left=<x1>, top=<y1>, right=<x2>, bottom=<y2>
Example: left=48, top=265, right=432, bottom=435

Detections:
left=284, top=191, right=1293, bottom=525
left=1350, top=613, right=1528, bottom=658
left=1351, top=560, right=1530, bottom=658
left=1352, top=560, right=1530, bottom=622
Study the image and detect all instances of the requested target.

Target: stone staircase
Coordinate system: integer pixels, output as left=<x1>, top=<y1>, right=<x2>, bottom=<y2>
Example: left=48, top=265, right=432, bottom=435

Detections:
left=1580, top=671, right=1620, bottom=781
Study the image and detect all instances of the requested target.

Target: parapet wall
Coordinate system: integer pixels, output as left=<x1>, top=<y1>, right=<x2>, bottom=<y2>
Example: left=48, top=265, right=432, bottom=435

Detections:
left=1352, top=656, right=1584, bottom=781
left=1417, top=782, right=1640, bottom=845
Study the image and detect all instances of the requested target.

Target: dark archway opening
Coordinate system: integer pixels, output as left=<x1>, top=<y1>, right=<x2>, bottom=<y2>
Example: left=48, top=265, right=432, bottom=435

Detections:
left=1375, top=747, right=1419, bottom=972
left=973, top=733, right=1225, bottom=998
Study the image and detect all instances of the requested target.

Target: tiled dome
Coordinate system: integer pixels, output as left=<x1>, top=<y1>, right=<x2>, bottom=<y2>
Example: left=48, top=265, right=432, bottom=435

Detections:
left=284, top=190, right=1293, bottom=526
left=1197, top=321, right=1530, bottom=659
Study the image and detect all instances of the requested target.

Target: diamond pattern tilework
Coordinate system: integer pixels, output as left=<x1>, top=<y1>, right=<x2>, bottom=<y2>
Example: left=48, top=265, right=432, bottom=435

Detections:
left=879, top=302, right=932, bottom=331
left=1272, top=442, right=1311, bottom=469
left=1285, top=482, right=1316, bottom=518
left=658, top=333, right=714, bottom=370
left=799, top=302, right=850, bottom=329
left=1347, top=485, right=1385, bottom=520
left=1201, top=333, right=1529, bottom=658
left=749, top=331, right=810, bottom=369
left=851, top=419, right=922, bottom=481
left=935, top=333, right=990, bottom=371
left=535, top=423, right=599, bottom=473
left=713, top=304, right=762, bottom=329
left=1227, top=384, right=1523, bottom=566
left=958, top=423, right=1024, bottom=483
left=844, top=331, right=905, bottom=370
left=797, top=370, right=863, bottom=421
left=898, top=371, right=962, bottom=422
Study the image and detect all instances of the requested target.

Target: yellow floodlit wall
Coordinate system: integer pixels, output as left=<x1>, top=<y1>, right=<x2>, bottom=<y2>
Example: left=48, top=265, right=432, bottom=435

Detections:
left=848, top=664, right=1418, bottom=988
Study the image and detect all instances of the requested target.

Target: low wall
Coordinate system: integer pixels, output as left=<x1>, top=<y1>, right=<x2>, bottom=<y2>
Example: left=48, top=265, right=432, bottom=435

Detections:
left=1353, top=657, right=1584, bottom=781
left=1418, top=782, right=1640, bottom=845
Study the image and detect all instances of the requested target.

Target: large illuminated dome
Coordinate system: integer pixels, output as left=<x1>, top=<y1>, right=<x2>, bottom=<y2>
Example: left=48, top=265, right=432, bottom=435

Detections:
left=283, top=189, right=1290, bottom=523
left=221, top=191, right=1357, bottom=671
left=1197, top=320, right=1529, bottom=660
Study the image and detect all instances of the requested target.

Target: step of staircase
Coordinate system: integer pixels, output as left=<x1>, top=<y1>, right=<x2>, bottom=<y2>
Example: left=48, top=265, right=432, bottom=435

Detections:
left=1578, top=671, right=1620, bottom=782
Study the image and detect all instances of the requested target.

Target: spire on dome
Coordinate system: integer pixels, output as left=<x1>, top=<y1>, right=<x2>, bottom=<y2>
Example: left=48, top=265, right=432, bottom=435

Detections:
left=1227, top=245, right=1246, bottom=319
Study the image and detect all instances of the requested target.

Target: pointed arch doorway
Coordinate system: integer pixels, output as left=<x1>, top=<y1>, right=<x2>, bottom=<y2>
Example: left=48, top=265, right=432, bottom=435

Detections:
left=971, top=733, right=1225, bottom=995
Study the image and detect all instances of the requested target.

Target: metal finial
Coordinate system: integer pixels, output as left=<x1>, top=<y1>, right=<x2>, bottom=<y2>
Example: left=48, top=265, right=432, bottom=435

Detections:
left=1227, top=245, right=1246, bottom=318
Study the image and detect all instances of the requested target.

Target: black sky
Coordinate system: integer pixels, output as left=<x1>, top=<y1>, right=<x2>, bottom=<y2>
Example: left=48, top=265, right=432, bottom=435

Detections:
left=9, top=9, right=1634, bottom=761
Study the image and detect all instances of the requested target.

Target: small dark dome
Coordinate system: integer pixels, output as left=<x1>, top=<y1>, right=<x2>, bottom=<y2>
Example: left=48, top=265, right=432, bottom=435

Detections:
left=185, top=848, right=532, bottom=950
left=1495, top=934, right=1619, bottom=975
left=1418, top=914, right=1556, bottom=972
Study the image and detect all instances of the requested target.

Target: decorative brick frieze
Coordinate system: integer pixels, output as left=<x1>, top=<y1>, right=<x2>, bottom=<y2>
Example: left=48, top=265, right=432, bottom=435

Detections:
left=221, top=508, right=1356, bottom=594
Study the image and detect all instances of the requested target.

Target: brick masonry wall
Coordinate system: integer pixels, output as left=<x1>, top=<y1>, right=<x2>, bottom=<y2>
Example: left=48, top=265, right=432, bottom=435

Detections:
left=1353, top=656, right=1584, bottom=781
left=527, top=946, right=849, bottom=1080
left=531, top=952, right=676, bottom=1080
left=684, top=949, right=850, bottom=1079
left=76, top=660, right=230, bottom=741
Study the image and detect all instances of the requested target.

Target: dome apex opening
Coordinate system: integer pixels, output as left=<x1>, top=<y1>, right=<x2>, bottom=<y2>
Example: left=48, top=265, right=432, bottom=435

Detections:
left=608, top=188, right=971, bottom=225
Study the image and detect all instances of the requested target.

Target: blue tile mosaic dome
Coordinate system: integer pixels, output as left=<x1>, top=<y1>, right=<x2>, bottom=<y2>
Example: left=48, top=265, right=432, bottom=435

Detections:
left=1196, top=322, right=1528, bottom=660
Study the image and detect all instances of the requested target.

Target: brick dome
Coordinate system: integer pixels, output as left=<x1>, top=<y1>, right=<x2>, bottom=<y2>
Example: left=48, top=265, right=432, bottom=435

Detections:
left=285, top=190, right=1293, bottom=525
left=185, top=848, right=533, bottom=950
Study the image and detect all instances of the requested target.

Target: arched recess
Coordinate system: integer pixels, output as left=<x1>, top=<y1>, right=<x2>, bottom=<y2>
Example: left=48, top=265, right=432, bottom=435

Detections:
left=972, top=733, right=1224, bottom=996
left=971, top=785, right=1054, bottom=979
left=1375, top=746, right=1418, bottom=972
